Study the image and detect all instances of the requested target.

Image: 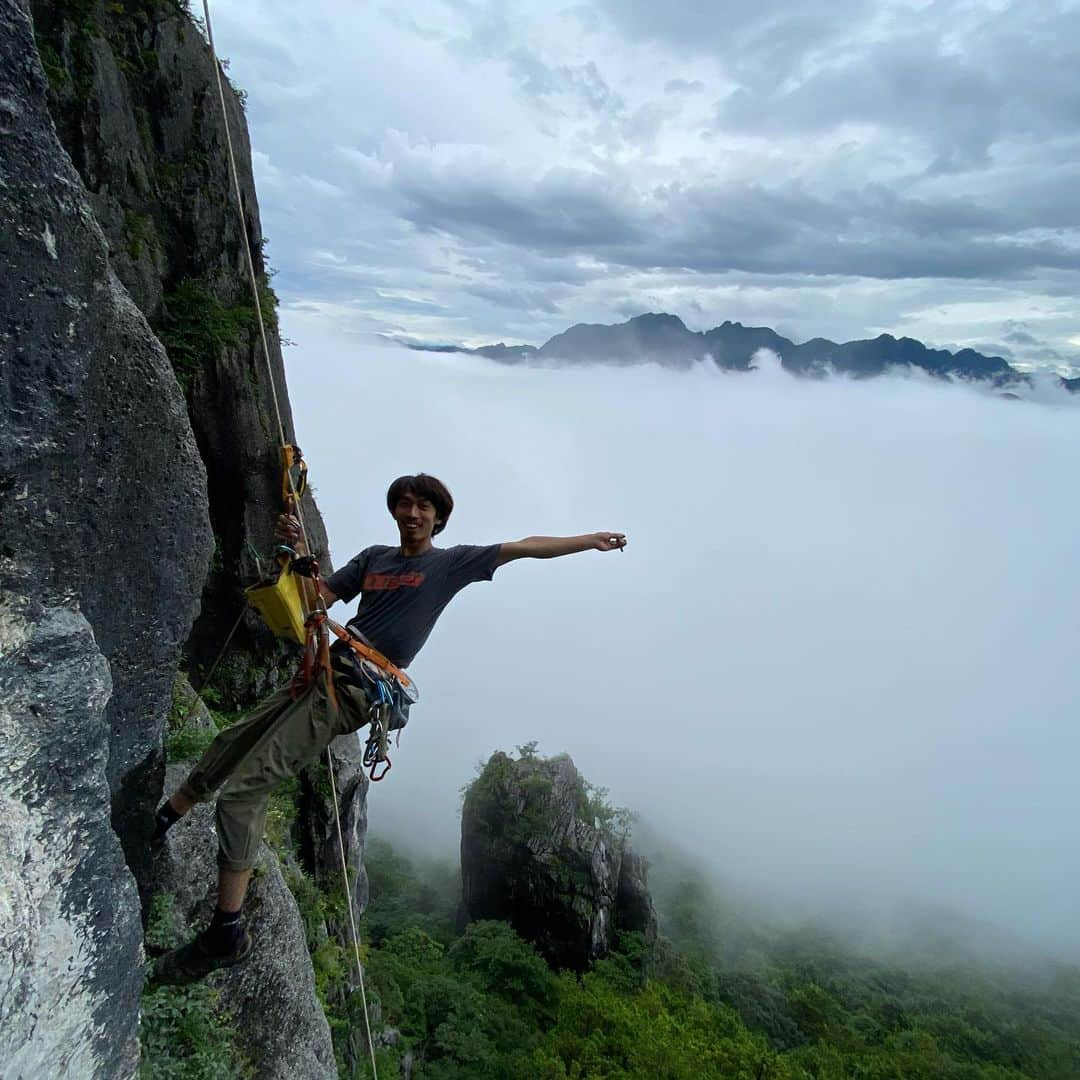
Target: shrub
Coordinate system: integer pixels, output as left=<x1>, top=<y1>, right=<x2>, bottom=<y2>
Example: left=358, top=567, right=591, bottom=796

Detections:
left=154, top=278, right=268, bottom=389
left=139, top=896, right=255, bottom=1078
left=448, top=920, right=557, bottom=1021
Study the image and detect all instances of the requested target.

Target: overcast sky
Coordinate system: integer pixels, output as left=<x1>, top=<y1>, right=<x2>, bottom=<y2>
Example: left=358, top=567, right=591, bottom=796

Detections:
left=209, top=0, right=1080, bottom=371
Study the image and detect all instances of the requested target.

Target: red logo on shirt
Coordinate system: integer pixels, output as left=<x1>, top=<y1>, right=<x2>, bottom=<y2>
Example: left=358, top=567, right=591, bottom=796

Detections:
left=363, top=571, right=425, bottom=591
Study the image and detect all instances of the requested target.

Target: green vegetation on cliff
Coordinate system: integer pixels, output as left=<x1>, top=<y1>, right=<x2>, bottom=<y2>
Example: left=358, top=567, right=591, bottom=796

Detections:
left=140, top=896, right=256, bottom=1080
left=466, top=742, right=635, bottom=849
left=156, top=276, right=278, bottom=390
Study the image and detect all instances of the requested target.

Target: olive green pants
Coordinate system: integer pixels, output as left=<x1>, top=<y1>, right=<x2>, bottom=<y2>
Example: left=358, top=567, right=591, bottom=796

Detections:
left=179, top=667, right=373, bottom=871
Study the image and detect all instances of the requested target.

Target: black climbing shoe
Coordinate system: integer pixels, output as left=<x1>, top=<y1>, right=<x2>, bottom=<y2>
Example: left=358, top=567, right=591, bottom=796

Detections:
left=150, top=927, right=253, bottom=986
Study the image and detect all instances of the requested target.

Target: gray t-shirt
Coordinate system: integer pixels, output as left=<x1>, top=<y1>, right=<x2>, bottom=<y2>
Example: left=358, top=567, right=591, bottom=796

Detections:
left=324, top=543, right=501, bottom=668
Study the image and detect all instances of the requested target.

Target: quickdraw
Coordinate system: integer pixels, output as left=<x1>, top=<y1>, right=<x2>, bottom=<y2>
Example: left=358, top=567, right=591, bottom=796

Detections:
left=280, top=441, right=308, bottom=504
left=362, top=679, right=394, bottom=782
left=290, top=606, right=338, bottom=712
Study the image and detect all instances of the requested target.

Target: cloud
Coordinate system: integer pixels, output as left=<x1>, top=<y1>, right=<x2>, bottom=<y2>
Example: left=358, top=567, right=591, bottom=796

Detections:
left=505, top=48, right=625, bottom=114
left=463, top=280, right=563, bottom=314
left=357, top=135, right=1080, bottom=280
left=1003, top=325, right=1040, bottom=346
left=663, top=77, right=704, bottom=94
left=210, top=0, right=1079, bottom=363
left=592, top=0, right=871, bottom=71
left=993, top=320, right=1080, bottom=373
left=604, top=0, right=1080, bottom=168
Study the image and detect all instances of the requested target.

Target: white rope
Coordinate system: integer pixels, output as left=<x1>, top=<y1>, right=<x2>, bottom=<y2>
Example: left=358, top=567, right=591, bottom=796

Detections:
left=198, top=4, right=378, bottom=1075
left=326, top=746, right=380, bottom=1079
left=197, top=0, right=313, bottom=553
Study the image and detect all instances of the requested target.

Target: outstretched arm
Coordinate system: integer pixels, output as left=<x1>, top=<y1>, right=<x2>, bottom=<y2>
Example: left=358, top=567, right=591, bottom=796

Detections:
left=495, top=532, right=626, bottom=567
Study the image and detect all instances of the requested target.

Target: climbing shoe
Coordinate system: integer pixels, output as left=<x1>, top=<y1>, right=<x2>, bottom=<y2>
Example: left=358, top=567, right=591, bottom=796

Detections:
left=150, top=927, right=253, bottom=986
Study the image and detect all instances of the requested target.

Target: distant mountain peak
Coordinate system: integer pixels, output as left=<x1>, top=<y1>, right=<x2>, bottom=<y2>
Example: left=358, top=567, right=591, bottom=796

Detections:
left=409, top=311, right=1035, bottom=387
left=629, top=311, right=688, bottom=328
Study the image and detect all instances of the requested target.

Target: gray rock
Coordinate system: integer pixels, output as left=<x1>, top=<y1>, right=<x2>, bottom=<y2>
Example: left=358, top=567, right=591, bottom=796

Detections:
left=461, top=751, right=657, bottom=970
left=299, top=732, right=371, bottom=918
left=295, top=732, right=374, bottom=1077
left=152, top=766, right=337, bottom=1080
left=28, top=0, right=331, bottom=705
left=169, top=671, right=218, bottom=736
left=0, top=0, right=209, bottom=1072
left=376, top=1031, right=413, bottom=1080
left=616, top=851, right=659, bottom=943
left=1, top=0, right=212, bottom=888
left=0, top=594, right=142, bottom=1080
left=2, top=2, right=366, bottom=1072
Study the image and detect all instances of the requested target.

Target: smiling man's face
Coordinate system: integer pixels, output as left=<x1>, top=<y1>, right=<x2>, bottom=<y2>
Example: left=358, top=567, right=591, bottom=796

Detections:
left=393, top=491, right=439, bottom=548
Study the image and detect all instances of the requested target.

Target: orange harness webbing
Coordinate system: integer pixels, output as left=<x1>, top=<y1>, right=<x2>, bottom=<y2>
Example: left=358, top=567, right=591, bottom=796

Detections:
left=291, top=608, right=339, bottom=711
left=326, top=619, right=412, bottom=688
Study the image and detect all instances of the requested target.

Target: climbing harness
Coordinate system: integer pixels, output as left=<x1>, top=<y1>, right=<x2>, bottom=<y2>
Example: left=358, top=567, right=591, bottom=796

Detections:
left=328, top=619, right=412, bottom=689
left=200, top=2, right=379, bottom=1074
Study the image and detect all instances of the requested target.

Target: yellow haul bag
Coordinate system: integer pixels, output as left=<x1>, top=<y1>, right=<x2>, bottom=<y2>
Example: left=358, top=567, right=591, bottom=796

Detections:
left=245, top=557, right=306, bottom=644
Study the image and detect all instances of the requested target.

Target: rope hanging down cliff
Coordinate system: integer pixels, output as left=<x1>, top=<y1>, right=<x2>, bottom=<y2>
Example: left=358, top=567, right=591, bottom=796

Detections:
left=198, top=2, right=379, bottom=1075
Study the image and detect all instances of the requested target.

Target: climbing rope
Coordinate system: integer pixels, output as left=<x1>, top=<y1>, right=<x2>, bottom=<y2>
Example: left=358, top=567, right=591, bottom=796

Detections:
left=199, top=3, right=379, bottom=1075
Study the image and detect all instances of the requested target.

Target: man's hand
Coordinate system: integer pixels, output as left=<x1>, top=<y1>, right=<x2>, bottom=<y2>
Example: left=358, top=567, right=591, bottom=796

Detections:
left=274, top=513, right=306, bottom=553
left=496, top=532, right=628, bottom=565
left=272, top=513, right=337, bottom=605
left=589, top=531, right=627, bottom=553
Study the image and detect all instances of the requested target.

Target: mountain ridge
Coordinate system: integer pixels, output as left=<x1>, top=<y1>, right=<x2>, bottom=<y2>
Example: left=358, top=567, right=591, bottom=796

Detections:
left=407, top=311, right=1064, bottom=387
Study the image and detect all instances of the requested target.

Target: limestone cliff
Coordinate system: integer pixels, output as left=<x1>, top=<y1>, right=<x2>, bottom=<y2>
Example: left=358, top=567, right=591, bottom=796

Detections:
left=0, top=0, right=210, bottom=1070
left=29, top=0, right=330, bottom=710
left=461, top=749, right=658, bottom=971
left=1, top=1, right=367, bottom=1074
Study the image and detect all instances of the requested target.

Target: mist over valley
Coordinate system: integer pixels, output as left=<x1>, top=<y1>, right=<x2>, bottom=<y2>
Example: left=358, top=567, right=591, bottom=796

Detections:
left=286, top=321, right=1080, bottom=962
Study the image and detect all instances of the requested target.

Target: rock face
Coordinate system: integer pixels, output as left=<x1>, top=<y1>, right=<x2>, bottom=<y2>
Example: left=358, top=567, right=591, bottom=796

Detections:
left=152, top=766, right=337, bottom=1080
left=0, top=0, right=210, bottom=1072
left=169, top=670, right=219, bottom=737
left=299, top=734, right=371, bottom=919
left=29, top=0, right=330, bottom=706
left=3, top=0, right=213, bottom=880
left=461, top=751, right=657, bottom=971
left=3, top=1, right=366, bottom=1071
left=0, top=598, right=143, bottom=1079
left=294, top=734, right=374, bottom=1077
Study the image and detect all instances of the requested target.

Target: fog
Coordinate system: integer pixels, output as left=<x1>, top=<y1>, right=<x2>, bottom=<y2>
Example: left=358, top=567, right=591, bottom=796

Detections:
left=284, top=318, right=1080, bottom=958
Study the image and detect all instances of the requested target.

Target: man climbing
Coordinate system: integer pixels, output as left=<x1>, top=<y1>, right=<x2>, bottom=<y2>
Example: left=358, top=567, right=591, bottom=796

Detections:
left=151, top=472, right=626, bottom=979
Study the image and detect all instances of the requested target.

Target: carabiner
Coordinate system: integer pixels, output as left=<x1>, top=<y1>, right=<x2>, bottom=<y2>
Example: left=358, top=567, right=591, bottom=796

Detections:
left=369, top=755, right=392, bottom=781
left=363, top=735, right=380, bottom=768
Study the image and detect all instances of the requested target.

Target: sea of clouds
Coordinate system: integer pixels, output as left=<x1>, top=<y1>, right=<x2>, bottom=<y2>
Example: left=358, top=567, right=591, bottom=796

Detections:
left=285, top=318, right=1080, bottom=957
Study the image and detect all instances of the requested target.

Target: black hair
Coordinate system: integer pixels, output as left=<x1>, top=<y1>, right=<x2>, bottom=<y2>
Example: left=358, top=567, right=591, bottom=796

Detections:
left=385, top=474, right=454, bottom=535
